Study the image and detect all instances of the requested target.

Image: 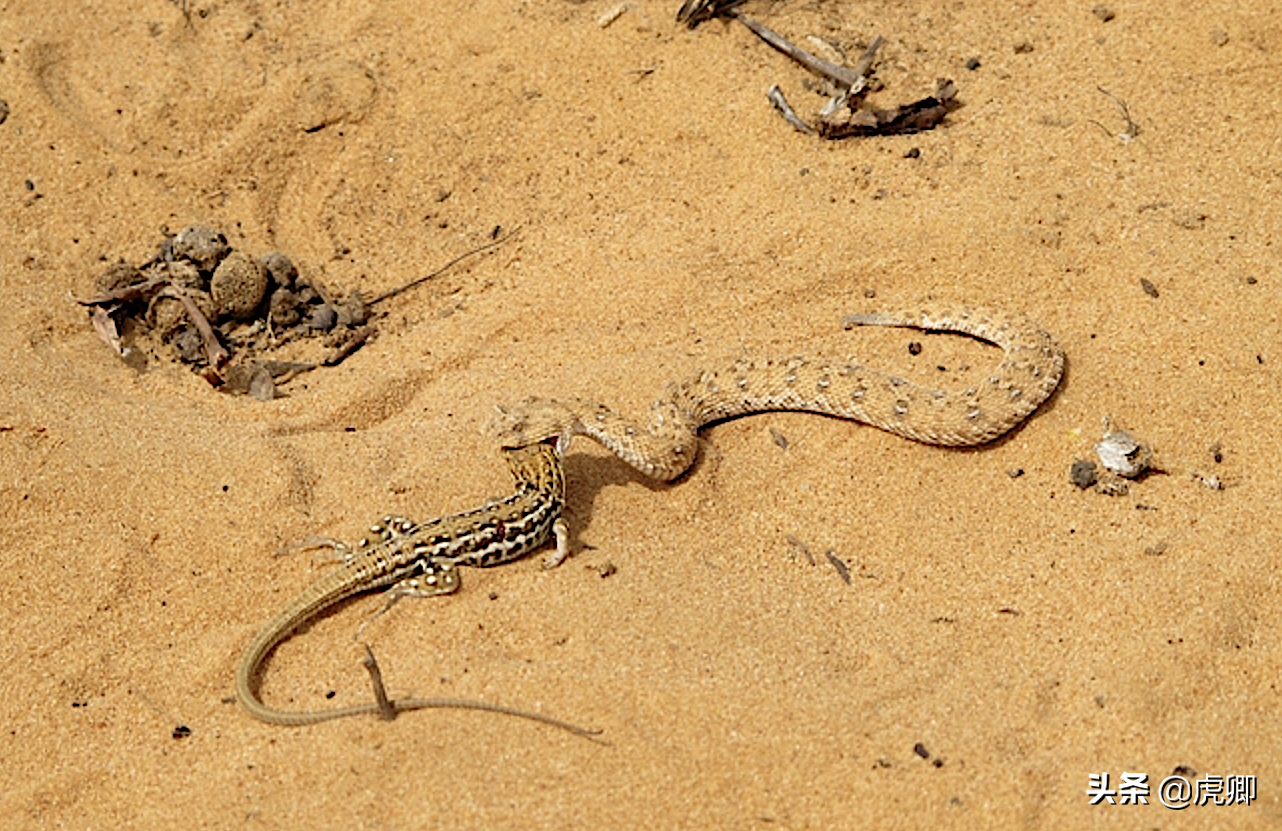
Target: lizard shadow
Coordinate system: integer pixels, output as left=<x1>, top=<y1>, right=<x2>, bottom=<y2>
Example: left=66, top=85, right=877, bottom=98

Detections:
left=556, top=446, right=688, bottom=551
left=559, top=450, right=653, bottom=538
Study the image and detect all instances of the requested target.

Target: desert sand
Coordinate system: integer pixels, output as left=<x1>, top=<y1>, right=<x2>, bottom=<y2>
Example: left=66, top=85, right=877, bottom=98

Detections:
left=0, top=0, right=1278, bottom=828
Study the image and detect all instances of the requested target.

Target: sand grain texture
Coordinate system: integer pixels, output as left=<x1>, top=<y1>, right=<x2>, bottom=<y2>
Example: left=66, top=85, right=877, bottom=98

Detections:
left=0, top=1, right=1278, bottom=828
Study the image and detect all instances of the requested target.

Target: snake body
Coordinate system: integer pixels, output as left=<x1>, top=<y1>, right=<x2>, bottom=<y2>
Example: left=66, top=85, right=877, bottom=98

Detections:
left=489, top=304, right=1064, bottom=477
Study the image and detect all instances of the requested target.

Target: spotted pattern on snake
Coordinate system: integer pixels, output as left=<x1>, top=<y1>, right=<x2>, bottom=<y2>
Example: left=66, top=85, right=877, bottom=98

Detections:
left=487, top=304, right=1064, bottom=481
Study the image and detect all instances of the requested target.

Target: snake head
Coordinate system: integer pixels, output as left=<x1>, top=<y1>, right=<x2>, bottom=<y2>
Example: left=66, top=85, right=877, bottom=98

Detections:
left=486, top=398, right=580, bottom=453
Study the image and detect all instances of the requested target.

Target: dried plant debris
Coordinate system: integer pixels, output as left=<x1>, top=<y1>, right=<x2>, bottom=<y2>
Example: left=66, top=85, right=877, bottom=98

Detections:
left=675, top=0, right=745, bottom=28
left=78, top=225, right=371, bottom=397
left=816, top=79, right=958, bottom=139
left=80, top=225, right=518, bottom=400
left=677, top=0, right=957, bottom=138
left=1092, top=86, right=1140, bottom=144
left=784, top=533, right=817, bottom=565
left=824, top=550, right=852, bottom=584
left=768, top=85, right=817, bottom=136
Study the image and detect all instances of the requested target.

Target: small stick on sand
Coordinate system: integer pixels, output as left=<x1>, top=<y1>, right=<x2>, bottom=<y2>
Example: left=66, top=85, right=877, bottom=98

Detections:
left=369, top=227, right=521, bottom=306
left=362, top=645, right=398, bottom=721
left=730, top=12, right=866, bottom=89
left=157, top=285, right=230, bottom=368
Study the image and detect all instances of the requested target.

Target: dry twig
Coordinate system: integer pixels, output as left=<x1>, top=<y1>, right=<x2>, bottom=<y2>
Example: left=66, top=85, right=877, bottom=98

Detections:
left=369, top=227, right=521, bottom=306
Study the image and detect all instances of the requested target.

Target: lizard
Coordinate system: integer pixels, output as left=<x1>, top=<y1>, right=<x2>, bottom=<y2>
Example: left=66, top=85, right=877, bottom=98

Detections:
left=235, top=437, right=599, bottom=735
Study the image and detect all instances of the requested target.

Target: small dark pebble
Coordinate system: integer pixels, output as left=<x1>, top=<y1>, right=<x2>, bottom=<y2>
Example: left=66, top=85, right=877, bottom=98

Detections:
left=1173, top=765, right=1197, bottom=778
left=0, top=98, right=9, bottom=125
left=1013, top=41, right=1034, bottom=53
left=24, top=178, right=34, bottom=191
left=1245, top=276, right=1257, bottom=285
left=121, top=345, right=148, bottom=372
left=597, top=562, right=618, bottom=578
left=1140, top=277, right=1159, bottom=297
left=904, top=147, right=921, bottom=159
left=295, top=284, right=320, bottom=305
left=914, top=742, right=930, bottom=759
left=171, top=225, right=230, bottom=272
left=260, top=251, right=298, bottom=290
left=1070, top=459, right=1098, bottom=489
left=172, top=725, right=192, bottom=739
left=1092, top=6, right=1116, bottom=22
left=249, top=371, right=276, bottom=401
left=908, top=341, right=922, bottom=355
left=933, top=759, right=944, bottom=768
left=269, top=288, right=303, bottom=327
left=308, top=303, right=338, bottom=332
left=1006, top=468, right=1025, bottom=478
left=964, top=57, right=981, bottom=70
left=336, top=290, right=369, bottom=328
left=223, top=363, right=276, bottom=401
left=173, top=326, right=206, bottom=363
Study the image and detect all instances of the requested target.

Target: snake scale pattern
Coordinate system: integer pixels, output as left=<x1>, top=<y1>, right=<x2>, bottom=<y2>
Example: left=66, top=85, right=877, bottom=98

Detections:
left=488, top=304, right=1064, bottom=478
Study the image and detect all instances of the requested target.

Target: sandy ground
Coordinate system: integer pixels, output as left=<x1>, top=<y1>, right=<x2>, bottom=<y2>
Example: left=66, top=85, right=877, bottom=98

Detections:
left=1, top=0, right=1279, bottom=828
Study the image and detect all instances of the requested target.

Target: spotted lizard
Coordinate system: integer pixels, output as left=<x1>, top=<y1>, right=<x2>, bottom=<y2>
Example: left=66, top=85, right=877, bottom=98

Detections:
left=234, top=438, right=597, bottom=734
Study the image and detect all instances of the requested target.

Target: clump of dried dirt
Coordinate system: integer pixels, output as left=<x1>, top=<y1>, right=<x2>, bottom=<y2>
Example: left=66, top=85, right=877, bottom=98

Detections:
left=81, top=224, right=372, bottom=399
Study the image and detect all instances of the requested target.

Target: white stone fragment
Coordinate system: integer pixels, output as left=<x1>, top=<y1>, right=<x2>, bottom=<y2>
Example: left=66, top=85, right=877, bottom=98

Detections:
left=1095, top=428, right=1153, bottom=479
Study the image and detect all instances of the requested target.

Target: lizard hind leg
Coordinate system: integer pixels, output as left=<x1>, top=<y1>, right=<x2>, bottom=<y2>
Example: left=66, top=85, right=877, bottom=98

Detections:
left=354, top=559, right=463, bottom=640
left=278, top=515, right=421, bottom=565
